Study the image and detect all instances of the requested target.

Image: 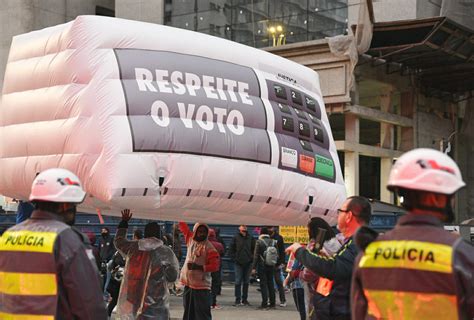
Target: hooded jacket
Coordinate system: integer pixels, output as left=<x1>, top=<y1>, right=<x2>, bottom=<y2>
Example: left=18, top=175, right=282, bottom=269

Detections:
left=85, top=231, right=101, bottom=270
left=208, top=229, right=225, bottom=257
left=114, top=222, right=179, bottom=320
left=179, top=222, right=220, bottom=290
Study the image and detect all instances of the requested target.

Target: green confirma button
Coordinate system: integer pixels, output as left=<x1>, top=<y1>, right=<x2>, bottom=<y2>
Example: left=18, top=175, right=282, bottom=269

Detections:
left=315, top=155, right=334, bottom=179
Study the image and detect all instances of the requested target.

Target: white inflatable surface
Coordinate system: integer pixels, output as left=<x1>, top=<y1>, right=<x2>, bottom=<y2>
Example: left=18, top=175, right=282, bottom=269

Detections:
left=0, top=16, right=346, bottom=225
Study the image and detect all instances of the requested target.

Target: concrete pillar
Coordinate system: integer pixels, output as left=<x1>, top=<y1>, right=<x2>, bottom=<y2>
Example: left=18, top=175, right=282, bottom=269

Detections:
left=380, top=91, right=394, bottom=149
left=345, top=113, right=360, bottom=196
left=380, top=157, right=394, bottom=203
left=400, top=90, right=415, bottom=151
left=380, top=90, right=394, bottom=203
left=345, top=113, right=360, bottom=142
left=345, top=152, right=359, bottom=196
left=455, top=98, right=473, bottom=223
left=115, top=0, right=164, bottom=24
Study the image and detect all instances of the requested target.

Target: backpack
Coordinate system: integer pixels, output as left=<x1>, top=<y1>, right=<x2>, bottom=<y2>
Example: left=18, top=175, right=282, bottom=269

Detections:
left=262, top=239, right=279, bottom=266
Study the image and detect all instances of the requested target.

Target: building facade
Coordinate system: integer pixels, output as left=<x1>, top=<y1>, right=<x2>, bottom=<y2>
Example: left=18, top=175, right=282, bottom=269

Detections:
left=164, top=0, right=348, bottom=47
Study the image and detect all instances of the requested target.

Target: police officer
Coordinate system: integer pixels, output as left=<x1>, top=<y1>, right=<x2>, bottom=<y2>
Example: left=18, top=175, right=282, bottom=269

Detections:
left=351, top=148, right=474, bottom=320
left=0, top=168, right=107, bottom=319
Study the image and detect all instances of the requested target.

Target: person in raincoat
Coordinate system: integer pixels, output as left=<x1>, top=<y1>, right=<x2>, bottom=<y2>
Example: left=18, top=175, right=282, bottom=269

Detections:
left=179, top=221, right=220, bottom=320
left=114, top=209, right=180, bottom=320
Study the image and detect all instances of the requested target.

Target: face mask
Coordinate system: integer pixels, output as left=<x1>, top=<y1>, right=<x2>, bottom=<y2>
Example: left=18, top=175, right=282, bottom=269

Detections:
left=63, top=206, right=77, bottom=226
left=101, top=232, right=108, bottom=238
left=195, top=234, right=206, bottom=242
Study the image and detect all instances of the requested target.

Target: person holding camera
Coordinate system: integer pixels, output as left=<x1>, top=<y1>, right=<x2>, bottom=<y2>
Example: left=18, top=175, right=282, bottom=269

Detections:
left=286, top=196, right=372, bottom=320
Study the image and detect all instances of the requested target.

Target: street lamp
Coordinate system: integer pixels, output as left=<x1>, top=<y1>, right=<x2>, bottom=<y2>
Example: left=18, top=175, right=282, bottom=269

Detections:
left=268, top=24, right=285, bottom=47
left=278, top=33, right=286, bottom=46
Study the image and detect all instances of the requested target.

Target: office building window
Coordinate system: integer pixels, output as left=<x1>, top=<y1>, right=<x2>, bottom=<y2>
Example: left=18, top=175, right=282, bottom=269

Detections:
left=164, top=0, right=348, bottom=48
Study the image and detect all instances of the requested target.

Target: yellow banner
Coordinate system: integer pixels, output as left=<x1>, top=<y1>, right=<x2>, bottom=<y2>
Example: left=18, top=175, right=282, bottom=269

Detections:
left=296, top=226, right=309, bottom=244
left=0, top=272, right=57, bottom=296
left=359, top=240, right=453, bottom=273
left=0, top=231, right=57, bottom=253
left=280, top=226, right=297, bottom=243
left=0, top=312, right=54, bottom=320
left=280, top=226, right=309, bottom=244
left=364, top=289, right=457, bottom=320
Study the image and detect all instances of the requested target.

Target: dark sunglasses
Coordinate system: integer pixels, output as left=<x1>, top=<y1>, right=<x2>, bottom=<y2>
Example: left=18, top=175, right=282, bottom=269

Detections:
left=337, top=208, right=361, bottom=219
left=337, top=208, right=351, bottom=214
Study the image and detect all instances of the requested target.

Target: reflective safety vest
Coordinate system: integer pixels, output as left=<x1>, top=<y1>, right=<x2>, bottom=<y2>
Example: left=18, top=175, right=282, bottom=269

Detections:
left=0, top=219, right=69, bottom=319
left=358, top=236, right=459, bottom=319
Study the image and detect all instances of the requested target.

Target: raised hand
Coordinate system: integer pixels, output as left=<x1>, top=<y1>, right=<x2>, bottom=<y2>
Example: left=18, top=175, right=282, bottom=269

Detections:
left=121, top=209, right=133, bottom=222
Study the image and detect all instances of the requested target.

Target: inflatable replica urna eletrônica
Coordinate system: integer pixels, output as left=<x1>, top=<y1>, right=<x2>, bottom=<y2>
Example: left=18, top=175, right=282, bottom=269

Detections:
left=0, top=16, right=346, bottom=225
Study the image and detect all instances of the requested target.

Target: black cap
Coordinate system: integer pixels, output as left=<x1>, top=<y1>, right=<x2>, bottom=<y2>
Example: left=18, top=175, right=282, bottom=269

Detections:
left=144, top=222, right=162, bottom=239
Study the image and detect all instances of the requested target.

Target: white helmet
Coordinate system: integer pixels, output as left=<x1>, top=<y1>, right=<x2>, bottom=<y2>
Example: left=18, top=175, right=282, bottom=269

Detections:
left=387, top=148, right=465, bottom=195
left=29, top=168, right=86, bottom=203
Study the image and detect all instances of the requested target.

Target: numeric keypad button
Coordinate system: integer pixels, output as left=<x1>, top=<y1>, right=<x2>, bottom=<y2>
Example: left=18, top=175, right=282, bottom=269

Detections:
left=282, top=116, right=294, bottom=132
left=298, top=121, right=310, bottom=138
left=305, top=95, right=316, bottom=112
left=313, top=124, right=324, bottom=143
left=274, top=84, right=287, bottom=99
left=300, top=139, right=313, bottom=152
left=277, top=103, right=292, bottom=114
left=293, top=108, right=307, bottom=120
left=291, top=90, right=303, bottom=105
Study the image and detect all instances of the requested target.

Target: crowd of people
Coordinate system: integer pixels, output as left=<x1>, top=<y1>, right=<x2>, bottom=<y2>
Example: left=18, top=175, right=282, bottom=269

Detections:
left=0, top=148, right=473, bottom=320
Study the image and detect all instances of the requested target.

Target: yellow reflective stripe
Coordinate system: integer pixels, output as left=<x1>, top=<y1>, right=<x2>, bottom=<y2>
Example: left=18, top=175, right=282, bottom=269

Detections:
left=306, top=239, right=352, bottom=260
left=359, top=240, right=452, bottom=273
left=0, top=272, right=57, bottom=295
left=364, top=289, right=457, bottom=320
left=0, top=312, right=54, bottom=320
left=336, top=239, right=352, bottom=256
left=0, top=231, right=57, bottom=253
left=307, top=248, right=334, bottom=260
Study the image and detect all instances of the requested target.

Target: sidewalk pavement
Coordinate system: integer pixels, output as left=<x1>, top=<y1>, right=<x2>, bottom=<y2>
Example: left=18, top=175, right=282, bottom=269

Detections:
left=169, top=282, right=300, bottom=320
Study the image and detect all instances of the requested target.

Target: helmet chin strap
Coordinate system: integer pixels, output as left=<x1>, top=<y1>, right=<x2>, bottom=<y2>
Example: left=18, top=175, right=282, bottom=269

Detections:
left=398, top=189, right=454, bottom=223
left=444, top=201, right=455, bottom=223
left=59, top=204, right=77, bottom=226
left=414, top=203, right=453, bottom=223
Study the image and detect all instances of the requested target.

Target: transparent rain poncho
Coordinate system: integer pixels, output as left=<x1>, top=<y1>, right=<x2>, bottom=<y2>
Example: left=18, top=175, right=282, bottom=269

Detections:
left=114, top=229, right=179, bottom=320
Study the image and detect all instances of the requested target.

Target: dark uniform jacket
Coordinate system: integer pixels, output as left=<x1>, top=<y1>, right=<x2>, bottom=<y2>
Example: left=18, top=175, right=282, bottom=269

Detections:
left=295, top=236, right=359, bottom=320
left=229, top=232, right=255, bottom=265
left=351, top=214, right=474, bottom=320
left=0, top=210, right=107, bottom=319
